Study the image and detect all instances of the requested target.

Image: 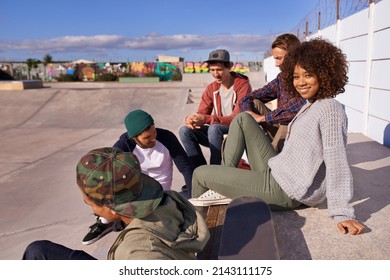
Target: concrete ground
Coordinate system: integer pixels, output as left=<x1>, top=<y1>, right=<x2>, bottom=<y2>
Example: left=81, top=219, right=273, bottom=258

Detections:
left=0, top=74, right=389, bottom=260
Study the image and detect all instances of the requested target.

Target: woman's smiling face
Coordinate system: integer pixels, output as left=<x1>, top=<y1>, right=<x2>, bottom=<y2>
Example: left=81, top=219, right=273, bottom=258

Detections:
left=293, top=64, right=320, bottom=100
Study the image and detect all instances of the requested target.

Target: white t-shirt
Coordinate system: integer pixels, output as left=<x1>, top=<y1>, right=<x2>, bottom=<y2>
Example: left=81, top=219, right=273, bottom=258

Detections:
left=132, top=140, right=173, bottom=190
left=219, top=85, right=234, bottom=116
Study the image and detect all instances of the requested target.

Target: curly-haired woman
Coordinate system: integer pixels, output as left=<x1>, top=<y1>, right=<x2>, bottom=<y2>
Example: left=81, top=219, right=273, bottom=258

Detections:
left=190, top=38, right=365, bottom=235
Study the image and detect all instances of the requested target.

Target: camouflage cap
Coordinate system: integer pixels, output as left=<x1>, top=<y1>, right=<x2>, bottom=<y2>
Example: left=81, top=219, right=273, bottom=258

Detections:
left=76, top=147, right=164, bottom=219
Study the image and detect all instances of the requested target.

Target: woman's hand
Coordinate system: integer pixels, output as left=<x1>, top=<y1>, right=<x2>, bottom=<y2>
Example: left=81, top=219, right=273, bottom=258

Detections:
left=337, top=220, right=365, bottom=235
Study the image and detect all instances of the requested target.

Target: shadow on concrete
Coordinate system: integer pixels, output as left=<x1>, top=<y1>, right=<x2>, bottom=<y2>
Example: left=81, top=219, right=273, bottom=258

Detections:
left=347, top=140, right=390, bottom=227
left=272, top=209, right=311, bottom=260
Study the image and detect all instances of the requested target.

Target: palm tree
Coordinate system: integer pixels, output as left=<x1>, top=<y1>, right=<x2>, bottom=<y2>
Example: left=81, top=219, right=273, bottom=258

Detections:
left=26, top=58, right=40, bottom=80
left=43, top=54, right=53, bottom=81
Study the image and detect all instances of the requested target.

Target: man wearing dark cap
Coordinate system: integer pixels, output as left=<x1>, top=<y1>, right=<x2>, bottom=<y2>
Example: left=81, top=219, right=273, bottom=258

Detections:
left=179, top=49, right=252, bottom=169
left=22, top=147, right=209, bottom=260
left=81, top=109, right=194, bottom=245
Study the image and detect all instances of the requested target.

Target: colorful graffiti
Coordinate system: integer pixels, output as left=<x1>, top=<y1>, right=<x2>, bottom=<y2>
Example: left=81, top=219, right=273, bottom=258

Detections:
left=47, top=64, right=56, bottom=80
left=127, top=62, right=181, bottom=81
left=183, top=62, right=209, bottom=74
left=155, top=62, right=178, bottom=81
left=100, top=62, right=127, bottom=75
left=81, top=66, right=96, bottom=80
left=231, top=63, right=250, bottom=74
left=65, top=60, right=251, bottom=80
left=183, top=61, right=250, bottom=74
left=4, top=59, right=260, bottom=82
left=130, top=62, right=155, bottom=77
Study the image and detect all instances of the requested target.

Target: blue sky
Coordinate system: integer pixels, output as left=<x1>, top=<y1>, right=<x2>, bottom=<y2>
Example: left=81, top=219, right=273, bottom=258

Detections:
left=0, top=0, right=318, bottom=62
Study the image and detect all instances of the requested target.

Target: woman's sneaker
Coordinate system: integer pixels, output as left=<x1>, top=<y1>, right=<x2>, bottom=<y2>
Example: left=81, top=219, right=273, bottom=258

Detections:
left=189, top=190, right=232, bottom=207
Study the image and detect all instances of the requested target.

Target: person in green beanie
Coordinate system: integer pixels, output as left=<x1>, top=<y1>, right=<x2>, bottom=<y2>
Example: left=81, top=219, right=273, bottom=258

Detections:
left=82, top=109, right=194, bottom=245
left=22, top=147, right=209, bottom=260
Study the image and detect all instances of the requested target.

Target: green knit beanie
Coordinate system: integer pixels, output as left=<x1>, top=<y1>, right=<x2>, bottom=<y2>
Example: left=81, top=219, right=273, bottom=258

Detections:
left=125, top=109, right=154, bottom=138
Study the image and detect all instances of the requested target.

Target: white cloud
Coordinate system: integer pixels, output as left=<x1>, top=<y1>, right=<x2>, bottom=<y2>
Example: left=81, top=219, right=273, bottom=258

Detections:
left=0, top=33, right=273, bottom=56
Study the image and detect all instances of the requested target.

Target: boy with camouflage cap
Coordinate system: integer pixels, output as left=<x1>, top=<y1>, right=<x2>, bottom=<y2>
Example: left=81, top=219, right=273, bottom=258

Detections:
left=82, top=109, right=194, bottom=245
left=22, top=147, right=209, bottom=260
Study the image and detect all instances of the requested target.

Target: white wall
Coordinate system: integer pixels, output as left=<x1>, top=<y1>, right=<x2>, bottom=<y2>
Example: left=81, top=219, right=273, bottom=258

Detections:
left=263, top=0, right=390, bottom=145
left=263, top=56, right=279, bottom=83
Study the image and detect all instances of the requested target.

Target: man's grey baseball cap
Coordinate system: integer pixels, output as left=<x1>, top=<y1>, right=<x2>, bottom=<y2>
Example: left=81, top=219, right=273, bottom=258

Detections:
left=204, top=49, right=230, bottom=64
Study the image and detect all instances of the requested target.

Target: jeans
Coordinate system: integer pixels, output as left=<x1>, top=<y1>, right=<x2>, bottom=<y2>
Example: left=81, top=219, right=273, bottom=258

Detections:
left=22, top=240, right=96, bottom=260
left=179, top=124, right=229, bottom=168
left=192, top=112, right=300, bottom=211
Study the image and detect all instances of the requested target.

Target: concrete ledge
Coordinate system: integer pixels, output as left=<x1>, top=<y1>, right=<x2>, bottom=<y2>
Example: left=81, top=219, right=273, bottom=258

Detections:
left=119, top=77, right=159, bottom=83
left=0, top=80, right=43, bottom=90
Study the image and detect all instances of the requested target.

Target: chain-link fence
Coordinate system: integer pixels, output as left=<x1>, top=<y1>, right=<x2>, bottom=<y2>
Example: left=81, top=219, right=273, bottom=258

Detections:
left=291, top=0, right=382, bottom=40
left=264, top=0, right=382, bottom=57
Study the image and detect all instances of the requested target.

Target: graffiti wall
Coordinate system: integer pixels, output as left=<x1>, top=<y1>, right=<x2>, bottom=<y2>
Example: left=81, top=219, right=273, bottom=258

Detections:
left=2, top=60, right=261, bottom=81
left=183, top=61, right=251, bottom=74
left=183, top=62, right=209, bottom=74
left=128, top=61, right=182, bottom=81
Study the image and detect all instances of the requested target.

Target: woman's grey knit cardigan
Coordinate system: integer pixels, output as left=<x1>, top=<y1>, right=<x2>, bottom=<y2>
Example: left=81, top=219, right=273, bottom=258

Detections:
left=269, top=98, right=355, bottom=222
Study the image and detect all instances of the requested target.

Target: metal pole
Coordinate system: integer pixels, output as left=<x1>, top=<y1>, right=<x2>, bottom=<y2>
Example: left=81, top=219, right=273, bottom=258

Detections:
left=318, top=11, right=321, bottom=31
left=305, top=21, right=309, bottom=37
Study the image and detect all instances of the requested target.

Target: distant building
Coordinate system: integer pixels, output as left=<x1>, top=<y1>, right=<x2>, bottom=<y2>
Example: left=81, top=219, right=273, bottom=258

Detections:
left=157, top=55, right=184, bottom=62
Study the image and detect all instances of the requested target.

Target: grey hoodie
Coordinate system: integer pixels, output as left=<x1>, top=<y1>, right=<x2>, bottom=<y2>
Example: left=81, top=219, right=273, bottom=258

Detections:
left=107, top=191, right=210, bottom=260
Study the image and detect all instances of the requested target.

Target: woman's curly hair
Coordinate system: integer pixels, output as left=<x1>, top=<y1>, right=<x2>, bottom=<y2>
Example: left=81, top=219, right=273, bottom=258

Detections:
left=280, top=37, right=349, bottom=99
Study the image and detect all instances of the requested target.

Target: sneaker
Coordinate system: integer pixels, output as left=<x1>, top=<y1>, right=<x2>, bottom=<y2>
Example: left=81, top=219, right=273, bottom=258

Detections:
left=82, top=219, right=125, bottom=245
left=188, top=190, right=232, bottom=207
